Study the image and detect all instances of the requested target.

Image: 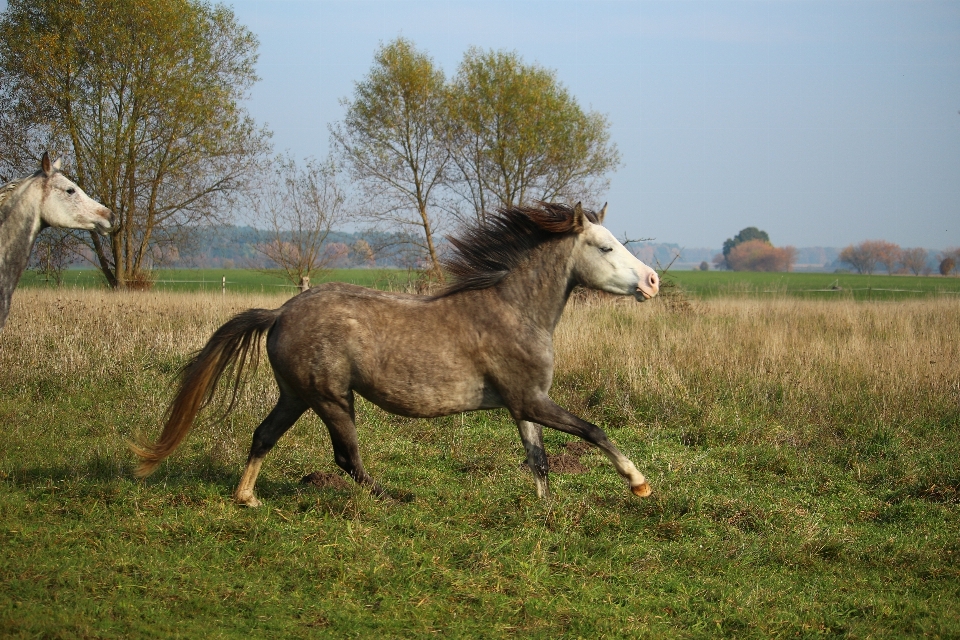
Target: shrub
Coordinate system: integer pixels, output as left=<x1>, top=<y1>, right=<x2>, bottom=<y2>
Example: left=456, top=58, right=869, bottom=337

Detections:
left=727, top=240, right=796, bottom=272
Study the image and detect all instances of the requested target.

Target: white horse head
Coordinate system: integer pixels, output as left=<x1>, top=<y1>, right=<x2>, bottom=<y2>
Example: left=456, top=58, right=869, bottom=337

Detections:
left=0, top=153, right=116, bottom=329
left=34, top=153, right=115, bottom=234
left=570, top=203, right=659, bottom=301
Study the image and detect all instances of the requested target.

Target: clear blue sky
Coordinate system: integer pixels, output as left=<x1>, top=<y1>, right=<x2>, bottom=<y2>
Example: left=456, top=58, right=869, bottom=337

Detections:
left=4, top=0, right=957, bottom=250
left=228, top=0, right=959, bottom=251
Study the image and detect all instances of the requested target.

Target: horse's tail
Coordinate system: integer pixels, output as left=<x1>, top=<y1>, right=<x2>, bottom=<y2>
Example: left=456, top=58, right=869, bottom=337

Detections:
left=131, top=308, right=281, bottom=478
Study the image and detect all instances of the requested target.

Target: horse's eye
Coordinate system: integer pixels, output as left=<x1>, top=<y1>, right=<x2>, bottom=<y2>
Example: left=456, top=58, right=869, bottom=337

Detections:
left=600, top=246, right=613, bottom=253
left=66, top=188, right=76, bottom=195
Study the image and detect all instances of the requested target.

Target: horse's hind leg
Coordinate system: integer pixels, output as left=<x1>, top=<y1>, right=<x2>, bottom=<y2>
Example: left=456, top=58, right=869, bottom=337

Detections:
left=517, top=420, right=550, bottom=498
left=235, top=392, right=308, bottom=507
left=310, top=392, right=387, bottom=497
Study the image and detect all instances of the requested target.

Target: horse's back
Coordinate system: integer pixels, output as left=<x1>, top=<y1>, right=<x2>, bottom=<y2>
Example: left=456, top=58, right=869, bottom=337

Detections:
left=267, top=282, right=498, bottom=417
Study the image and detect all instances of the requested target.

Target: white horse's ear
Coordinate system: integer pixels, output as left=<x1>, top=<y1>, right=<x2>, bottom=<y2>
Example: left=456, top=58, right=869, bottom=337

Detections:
left=597, top=203, right=608, bottom=224
left=41, top=151, right=51, bottom=175
left=573, top=201, right=586, bottom=232
left=52, top=156, right=63, bottom=171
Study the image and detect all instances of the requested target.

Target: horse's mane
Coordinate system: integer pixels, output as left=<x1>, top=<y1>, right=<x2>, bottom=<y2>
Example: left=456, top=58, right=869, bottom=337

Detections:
left=0, top=179, right=22, bottom=209
left=439, top=202, right=599, bottom=297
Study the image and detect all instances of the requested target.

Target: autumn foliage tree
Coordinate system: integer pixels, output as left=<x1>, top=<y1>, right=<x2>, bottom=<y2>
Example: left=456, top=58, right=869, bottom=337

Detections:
left=726, top=239, right=797, bottom=272
left=331, top=38, right=621, bottom=273
left=445, top=48, right=620, bottom=225
left=716, top=227, right=795, bottom=271
left=721, top=227, right=770, bottom=268
left=331, top=38, right=450, bottom=276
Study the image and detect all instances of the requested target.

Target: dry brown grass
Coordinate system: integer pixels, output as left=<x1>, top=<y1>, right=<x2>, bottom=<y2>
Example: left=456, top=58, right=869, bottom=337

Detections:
left=554, top=295, right=960, bottom=454
left=0, top=288, right=289, bottom=374
left=4, top=288, right=956, bottom=426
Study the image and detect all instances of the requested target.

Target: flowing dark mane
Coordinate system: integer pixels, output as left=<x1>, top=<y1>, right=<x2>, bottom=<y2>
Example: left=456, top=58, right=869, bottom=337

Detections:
left=0, top=179, right=22, bottom=208
left=439, top=202, right=599, bottom=296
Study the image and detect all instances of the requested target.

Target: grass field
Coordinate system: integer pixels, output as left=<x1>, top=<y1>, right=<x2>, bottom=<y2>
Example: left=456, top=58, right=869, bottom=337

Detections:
left=664, top=270, right=960, bottom=300
left=1, top=287, right=958, bottom=637
left=17, top=268, right=413, bottom=293
left=19, top=267, right=960, bottom=301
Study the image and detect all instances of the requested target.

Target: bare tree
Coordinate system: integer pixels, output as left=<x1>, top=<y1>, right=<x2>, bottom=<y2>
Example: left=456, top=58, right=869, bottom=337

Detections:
left=28, top=229, right=80, bottom=286
left=900, top=248, right=929, bottom=275
left=251, top=155, right=347, bottom=286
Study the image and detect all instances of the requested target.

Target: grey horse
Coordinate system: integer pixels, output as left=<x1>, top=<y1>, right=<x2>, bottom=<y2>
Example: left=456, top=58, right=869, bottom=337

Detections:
left=133, top=202, right=660, bottom=505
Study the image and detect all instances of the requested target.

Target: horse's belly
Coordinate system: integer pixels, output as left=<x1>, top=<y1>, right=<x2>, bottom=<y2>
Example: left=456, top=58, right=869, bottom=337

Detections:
left=355, top=372, right=496, bottom=419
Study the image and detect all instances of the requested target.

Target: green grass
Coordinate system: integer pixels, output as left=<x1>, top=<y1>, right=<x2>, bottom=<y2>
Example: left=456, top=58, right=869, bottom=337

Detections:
left=665, top=270, right=960, bottom=300
left=0, top=291, right=957, bottom=637
left=18, top=268, right=414, bottom=293
left=21, top=267, right=960, bottom=301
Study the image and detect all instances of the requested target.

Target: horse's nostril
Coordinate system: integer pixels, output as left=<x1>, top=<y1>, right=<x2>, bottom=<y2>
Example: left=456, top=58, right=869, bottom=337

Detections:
left=649, top=272, right=659, bottom=290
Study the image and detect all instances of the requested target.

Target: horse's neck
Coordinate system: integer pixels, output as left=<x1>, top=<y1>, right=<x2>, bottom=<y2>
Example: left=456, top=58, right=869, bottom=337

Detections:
left=493, top=238, right=576, bottom=333
left=0, top=188, right=42, bottom=328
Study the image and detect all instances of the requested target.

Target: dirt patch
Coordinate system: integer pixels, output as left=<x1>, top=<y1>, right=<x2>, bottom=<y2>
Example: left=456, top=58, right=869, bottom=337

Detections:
left=300, top=472, right=353, bottom=491
left=562, top=441, right=593, bottom=457
left=547, top=453, right=589, bottom=474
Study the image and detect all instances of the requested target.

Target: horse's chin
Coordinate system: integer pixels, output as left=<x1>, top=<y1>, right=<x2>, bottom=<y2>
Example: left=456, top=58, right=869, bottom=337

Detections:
left=634, top=289, right=652, bottom=302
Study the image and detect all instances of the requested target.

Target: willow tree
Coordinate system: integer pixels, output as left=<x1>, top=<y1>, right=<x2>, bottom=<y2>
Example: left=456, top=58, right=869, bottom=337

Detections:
left=330, top=37, right=449, bottom=276
left=446, top=48, right=620, bottom=225
left=0, top=0, right=270, bottom=287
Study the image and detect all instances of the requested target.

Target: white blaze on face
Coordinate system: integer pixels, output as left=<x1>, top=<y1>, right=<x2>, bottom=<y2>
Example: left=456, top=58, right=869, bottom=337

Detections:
left=41, top=172, right=114, bottom=234
left=573, top=218, right=660, bottom=301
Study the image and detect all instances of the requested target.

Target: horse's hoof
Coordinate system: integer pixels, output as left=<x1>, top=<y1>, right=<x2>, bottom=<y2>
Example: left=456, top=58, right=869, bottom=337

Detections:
left=235, top=494, right=262, bottom=507
left=631, top=482, right=652, bottom=498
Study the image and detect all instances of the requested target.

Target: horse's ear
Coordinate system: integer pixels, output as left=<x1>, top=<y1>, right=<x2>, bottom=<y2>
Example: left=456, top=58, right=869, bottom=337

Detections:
left=572, top=202, right=586, bottom=232
left=41, top=151, right=51, bottom=175
left=52, top=156, right=62, bottom=171
left=597, top=203, right=608, bottom=224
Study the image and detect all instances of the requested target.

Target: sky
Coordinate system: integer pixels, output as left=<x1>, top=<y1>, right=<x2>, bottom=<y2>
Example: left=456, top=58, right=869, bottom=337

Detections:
left=4, top=0, right=958, bottom=250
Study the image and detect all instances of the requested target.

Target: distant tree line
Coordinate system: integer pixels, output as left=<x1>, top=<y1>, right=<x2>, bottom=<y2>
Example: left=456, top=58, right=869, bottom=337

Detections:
left=704, top=227, right=953, bottom=275
left=839, top=241, right=958, bottom=276
left=2, top=0, right=619, bottom=287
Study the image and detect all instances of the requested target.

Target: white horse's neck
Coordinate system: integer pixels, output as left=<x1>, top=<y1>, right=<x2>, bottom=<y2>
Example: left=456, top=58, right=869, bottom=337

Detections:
left=0, top=179, right=44, bottom=329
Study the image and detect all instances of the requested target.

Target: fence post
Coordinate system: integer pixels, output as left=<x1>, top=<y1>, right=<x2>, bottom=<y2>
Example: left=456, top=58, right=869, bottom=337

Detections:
left=299, top=276, right=310, bottom=293
left=222, top=276, right=226, bottom=296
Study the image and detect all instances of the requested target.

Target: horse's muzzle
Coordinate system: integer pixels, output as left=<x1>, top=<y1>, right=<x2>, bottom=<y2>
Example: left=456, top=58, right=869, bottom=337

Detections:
left=635, top=271, right=660, bottom=301
left=98, top=208, right=117, bottom=235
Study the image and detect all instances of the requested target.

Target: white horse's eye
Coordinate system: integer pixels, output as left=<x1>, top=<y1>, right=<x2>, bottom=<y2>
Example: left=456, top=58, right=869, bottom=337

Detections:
left=66, top=188, right=76, bottom=195
left=600, top=246, right=613, bottom=253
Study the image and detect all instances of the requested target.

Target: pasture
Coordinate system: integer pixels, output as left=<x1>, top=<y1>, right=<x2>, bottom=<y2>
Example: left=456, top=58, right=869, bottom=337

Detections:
left=18, top=268, right=407, bottom=293
left=18, top=267, right=960, bottom=301
left=665, top=270, right=960, bottom=301
left=1, top=287, right=958, bottom=637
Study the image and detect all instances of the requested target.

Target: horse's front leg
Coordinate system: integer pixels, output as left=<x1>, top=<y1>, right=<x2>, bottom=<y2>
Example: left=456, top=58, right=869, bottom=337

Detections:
left=516, top=420, right=550, bottom=498
left=520, top=395, right=651, bottom=497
